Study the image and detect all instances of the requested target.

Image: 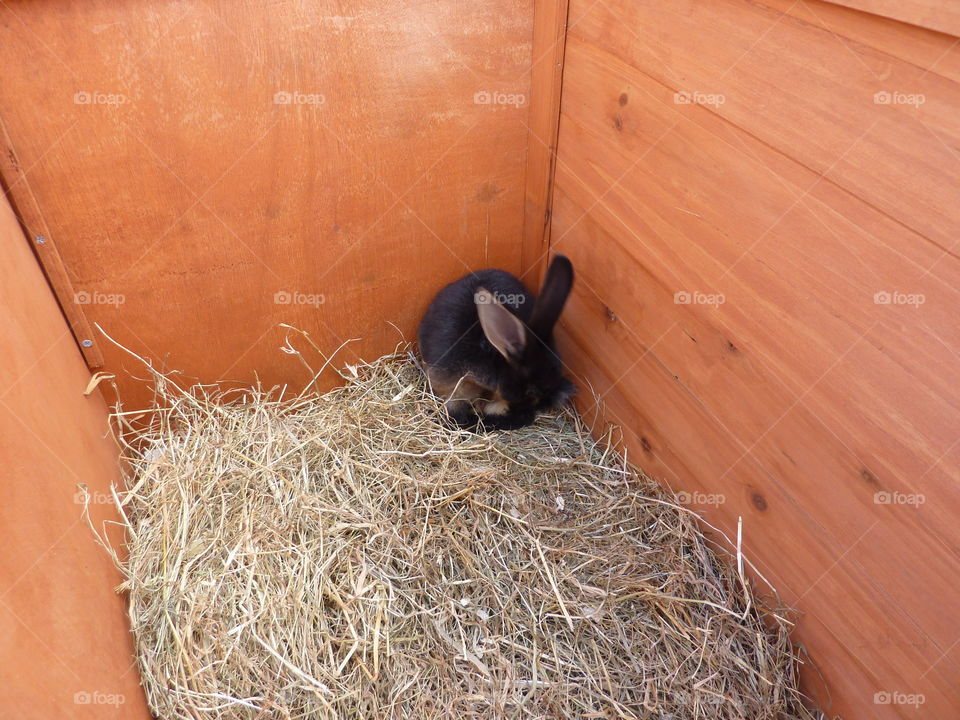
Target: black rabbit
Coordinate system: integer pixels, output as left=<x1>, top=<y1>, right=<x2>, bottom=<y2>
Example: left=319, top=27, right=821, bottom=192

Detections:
left=418, top=254, right=576, bottom=430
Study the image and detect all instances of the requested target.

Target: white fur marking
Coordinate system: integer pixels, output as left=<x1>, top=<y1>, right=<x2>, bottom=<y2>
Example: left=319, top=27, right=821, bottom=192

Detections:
left=482, top=399, right=510, bottom=416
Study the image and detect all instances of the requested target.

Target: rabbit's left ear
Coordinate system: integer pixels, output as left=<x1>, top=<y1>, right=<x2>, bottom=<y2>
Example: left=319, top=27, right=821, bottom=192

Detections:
left=476, top=288, right=526, bottom=361
left=530, top=254, right=574, bottom=337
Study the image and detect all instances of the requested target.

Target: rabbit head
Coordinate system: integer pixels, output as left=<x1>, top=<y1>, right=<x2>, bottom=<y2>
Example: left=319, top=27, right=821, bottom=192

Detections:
left=475, top=255, right=575, bottom=417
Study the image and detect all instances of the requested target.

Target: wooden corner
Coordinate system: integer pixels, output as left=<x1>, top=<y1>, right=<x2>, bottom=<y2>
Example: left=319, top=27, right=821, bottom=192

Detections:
left=521, top=0, right=570, bottom=291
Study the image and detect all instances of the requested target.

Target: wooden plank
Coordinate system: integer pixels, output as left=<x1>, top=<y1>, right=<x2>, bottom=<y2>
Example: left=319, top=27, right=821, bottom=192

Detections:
left=762, top=0, right=960, bottom=83
left=0, top=115, right=104, bottom=368
left=823, top=0, right=960, bottom=38
left=554, top=0, right=960, bottom=716
left=553, top=39, right=960, bottom=423
left=555, top=273, right=960, bottom=720
left=553, top=176, right=960, bottom=647
left=521, top=0, right=571, bottom=288
left=0, top=193, right=151, bottom=717
left=566, top=0, right=960, bottom=253
left=554, top=27, right=960, bottom=670
left=0, top=0, right=534, bottom=409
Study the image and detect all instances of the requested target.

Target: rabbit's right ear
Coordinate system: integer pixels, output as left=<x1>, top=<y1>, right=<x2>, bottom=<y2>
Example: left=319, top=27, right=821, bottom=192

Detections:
left=476, top=288, right=526, bottom=361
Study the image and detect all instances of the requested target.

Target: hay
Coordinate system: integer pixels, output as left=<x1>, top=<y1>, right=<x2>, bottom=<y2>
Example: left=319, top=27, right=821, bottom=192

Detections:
left=90, top=340, right=822, bottom=720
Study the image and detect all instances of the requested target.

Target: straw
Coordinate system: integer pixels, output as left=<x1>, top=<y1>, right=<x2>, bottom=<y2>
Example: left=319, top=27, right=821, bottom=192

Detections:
left=89, top=341, right=822, bottom=720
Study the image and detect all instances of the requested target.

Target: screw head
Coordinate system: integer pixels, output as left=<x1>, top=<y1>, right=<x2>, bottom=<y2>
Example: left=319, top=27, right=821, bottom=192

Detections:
left=81, top=339, right=93, bottom=348
left=36, top=236, right=46, bottom=244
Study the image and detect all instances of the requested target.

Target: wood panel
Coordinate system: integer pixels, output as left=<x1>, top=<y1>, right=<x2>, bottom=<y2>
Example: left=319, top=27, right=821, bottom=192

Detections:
left=0, top=0, right=534, bottom=409
left=0, top=116, right=103, bottom=368
left=0, top=195, right=151, bottom=716
left=552, top=0, right=960, bottom=717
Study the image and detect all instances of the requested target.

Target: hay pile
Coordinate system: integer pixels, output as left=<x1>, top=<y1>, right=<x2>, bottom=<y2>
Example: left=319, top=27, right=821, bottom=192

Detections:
left=92, top=346, right=820, bottom=720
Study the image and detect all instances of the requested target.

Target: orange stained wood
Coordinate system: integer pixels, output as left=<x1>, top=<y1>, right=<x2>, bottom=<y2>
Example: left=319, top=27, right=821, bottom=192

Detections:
left=1, top=1, right=959, bottom=718
left=552, top=0, right=960, bottom=717
left=824, top=0, right=960, bottom=37
left=0, top=116, right=104, bottom=368
left=521, top=0, right=570, bottom=290
left=0, top=193, right=151, bottom=717
left=0, top=0, right=535, bottom=410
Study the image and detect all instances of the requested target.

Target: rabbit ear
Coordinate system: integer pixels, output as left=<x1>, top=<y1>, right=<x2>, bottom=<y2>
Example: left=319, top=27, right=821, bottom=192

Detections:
left=530, top=254, right=574, bottom=336
left=476, top=288, right=527, bottom=361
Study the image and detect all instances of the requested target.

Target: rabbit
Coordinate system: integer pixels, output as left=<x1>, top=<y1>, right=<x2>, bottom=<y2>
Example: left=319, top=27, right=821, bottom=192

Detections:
left=418, top=254, right=576, bottom=430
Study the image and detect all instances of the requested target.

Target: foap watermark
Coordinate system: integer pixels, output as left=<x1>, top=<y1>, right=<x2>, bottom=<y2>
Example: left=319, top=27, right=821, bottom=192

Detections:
left=74, top=91, right=128, bottom=106
left=674, top=290, right=725, bottom=307
left=675, top=490, right=726, bottom=507
left=273, top=90, right=326, bottom=106
left=74, top=487, right=114, bottom=506
left=74, top=691, right=125, bottom=707
left=874, top=290, right=925, bottom=307
left=874, top=491, right=925, bottom=507
left=674, top=90, right=726, bottom=107
left=873, top=91, right=925, bottom=107
left=74, top=290, right=125, bottom=307
left=474, top=291, right=527, bottom=307
left=473, top=90, right=527, bottom=107
left=274, top=290, right=326, bottom=308
left=873, top=691, right=925, bottom=708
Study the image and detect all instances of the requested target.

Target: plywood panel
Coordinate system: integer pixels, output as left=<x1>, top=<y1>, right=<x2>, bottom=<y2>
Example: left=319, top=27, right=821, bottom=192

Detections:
left=0, top=0, right=535, bottom=409
left=0, top=196, right=150, bottom=716
left=553, top=0, right=960, bottom=717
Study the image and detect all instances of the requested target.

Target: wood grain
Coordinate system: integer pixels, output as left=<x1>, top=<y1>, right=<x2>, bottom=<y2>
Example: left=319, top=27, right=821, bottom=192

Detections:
left=765, top=0, right=960, bottom=82
left=553, top=0, right=960, bottom=717
left=0, top=194, right=150, bottom=717
left=0, top=0, right=534, bottom=409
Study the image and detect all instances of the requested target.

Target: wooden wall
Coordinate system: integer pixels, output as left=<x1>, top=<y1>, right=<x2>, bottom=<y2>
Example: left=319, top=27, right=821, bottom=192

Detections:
left=0, top=0, right=534, bottom=408
left=549, top=0, right=960, bottom=717
left=4, top=0, right=959, bottom=717
left=0, top=194, right=151, bottom=717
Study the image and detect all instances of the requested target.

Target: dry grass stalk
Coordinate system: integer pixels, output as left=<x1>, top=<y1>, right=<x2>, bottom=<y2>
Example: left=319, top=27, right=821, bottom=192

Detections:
left=90, top=342, right=822, bottom=720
